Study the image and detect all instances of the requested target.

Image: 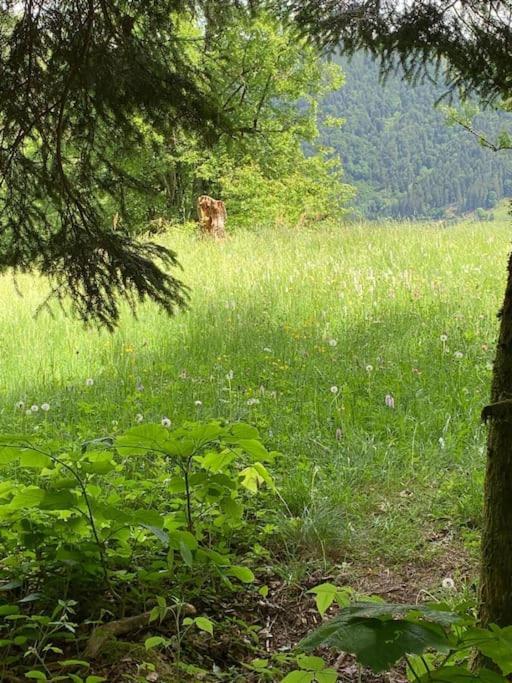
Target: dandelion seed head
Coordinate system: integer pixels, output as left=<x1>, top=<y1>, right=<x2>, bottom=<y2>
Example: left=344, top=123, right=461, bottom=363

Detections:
left=454, top=351, right=464, bottom=359
left=440, top=334, right=448, bottom=342
left=442, top=577, right=455, bottom=590
left=85, top=378, right=94, bottom=387
left=365, top=364, right=374, bottom=373
left=31, top=405, right=39, bottom=413
left=15, top=401, right=24, bottom=410
left=41, top=403, right=50, bottom=412
left=161, top=417, right=171, bottom=428
left=25, top=409, right=32, bottom=416
left=330, top=386, right=339, bottom=394
left=194, top=400, right=203, bottom=407
left=135, top=413, right=144, bottom=423
left=226, top=370, right=234, bottom=381
left=328, top=339, right=337, bottom=347
left=247, top=398, right=260, bottom=406
left=385, top=394, right=395, bottom=409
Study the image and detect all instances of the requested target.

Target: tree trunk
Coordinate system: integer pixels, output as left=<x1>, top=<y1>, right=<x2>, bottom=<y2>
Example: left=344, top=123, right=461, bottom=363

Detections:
left=480, top=249, right=512, bottom=627
left=197, top=195, right=227, bottom=239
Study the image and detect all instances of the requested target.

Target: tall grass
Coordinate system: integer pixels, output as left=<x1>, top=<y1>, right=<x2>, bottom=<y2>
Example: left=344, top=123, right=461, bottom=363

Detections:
left=1, top=220, right=509, bottom=563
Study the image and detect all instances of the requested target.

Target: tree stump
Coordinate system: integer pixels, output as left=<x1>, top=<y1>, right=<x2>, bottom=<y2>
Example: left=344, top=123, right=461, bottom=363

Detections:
left=197, top=195, right=227, bottom=239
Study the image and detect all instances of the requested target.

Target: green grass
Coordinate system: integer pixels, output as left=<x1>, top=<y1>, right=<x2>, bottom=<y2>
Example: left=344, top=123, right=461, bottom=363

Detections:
left=1, top=220, right=509, bottom=566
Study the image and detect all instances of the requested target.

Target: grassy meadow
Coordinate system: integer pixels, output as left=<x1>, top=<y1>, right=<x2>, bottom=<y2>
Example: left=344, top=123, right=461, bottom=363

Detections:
left=1, top=219, right=508, bottom=573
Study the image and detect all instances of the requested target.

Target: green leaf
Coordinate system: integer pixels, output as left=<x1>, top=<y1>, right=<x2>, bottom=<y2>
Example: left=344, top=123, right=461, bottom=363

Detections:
left=296, top=655, right=325, bottom=672
left=179, top=540, right=193, bottom=567
left=19, top=451, right=50, bottom=469
left=145, top=636, right=167, bottom=651
left=142, top=525, right=169, bottom=546
left=116, top=425, right=173, bottom=457
left=201, top=450, right=237, bottom=472
left=226, top=566, right=255, bottom=583
left=194, top=617, right=214, bottom=635
left=240, top=466, right=264, bottom=493
left=25, top=672, right=47, bottom=681
left=224, top=423, right=260, bottom=441
left=8, top=487, right=45, bottom=510
left=463, top=626, right=512, bottom=675
left=300, top=614, right=450, bottom=672
left=316, top=671, right=338, bottom=683
left=59, top=659, right=90, bottom=669
left=238, top=439, right=272, bottom=461
left=0, top=604, right=20, bottom=616
left=85, top=676, right=108, bottom=683
left=40, top=490, right=77, bottom=510
left=281, top=672, right=314, bottom=683
left=307, top=583, right=338, bottom=616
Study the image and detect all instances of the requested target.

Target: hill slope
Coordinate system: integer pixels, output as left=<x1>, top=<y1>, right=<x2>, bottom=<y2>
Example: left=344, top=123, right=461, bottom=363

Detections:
left=321, top=53, right=512, bottom=219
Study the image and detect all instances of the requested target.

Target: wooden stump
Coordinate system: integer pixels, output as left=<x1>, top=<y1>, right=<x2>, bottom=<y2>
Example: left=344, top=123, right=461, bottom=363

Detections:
left=197, top=195, right=227, bottom=239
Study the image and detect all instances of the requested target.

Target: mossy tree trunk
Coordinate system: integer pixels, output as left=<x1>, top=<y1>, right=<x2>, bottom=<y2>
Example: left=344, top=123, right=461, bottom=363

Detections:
left=480, top=250, right=512, bottom=627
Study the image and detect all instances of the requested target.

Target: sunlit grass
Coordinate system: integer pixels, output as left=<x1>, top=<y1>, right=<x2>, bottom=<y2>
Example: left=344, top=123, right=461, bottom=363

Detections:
left=1, top=219, right=509, bottom=563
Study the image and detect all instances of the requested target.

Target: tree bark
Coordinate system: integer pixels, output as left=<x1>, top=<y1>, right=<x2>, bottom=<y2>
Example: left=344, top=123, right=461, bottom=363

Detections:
left=197, top=195, right=227, bottom=239
left=480, top=249, right=512, bottom=627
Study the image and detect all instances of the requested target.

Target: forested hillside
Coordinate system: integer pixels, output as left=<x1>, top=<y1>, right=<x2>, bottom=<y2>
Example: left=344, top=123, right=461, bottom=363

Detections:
left=322, top=52, right=512, bottom=218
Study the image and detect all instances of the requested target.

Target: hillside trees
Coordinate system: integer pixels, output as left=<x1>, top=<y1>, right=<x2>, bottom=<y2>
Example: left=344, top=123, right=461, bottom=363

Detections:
left=282, top=0, right=512, bottom=629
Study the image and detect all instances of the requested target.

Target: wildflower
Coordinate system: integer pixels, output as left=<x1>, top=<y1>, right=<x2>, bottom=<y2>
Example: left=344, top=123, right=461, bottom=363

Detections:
left=365, top=364, right=373, bottom=373
left=41, top=403, right=50, bottom=412
left=385, top=394, right=395, bottom=409
left=441, top=577, right=455, bottom=590
left=15, top=401, right=24, bottom=410
left=25, top=409, right=32, bottom=416
left=439, top=437, right=446, bottom=449
left=30, top=404, right=39, bottom=412
left=179, top=370, right=188, bottom=379
left=161, top=417, right=171, bottom=428
left=194, top=400, right=203, bottom=407
left=247, top=398, right=260, bottom=406
left=328, top=339, right=337, bottom=347
left=330, top=386, right=339, bottom=395
left=85, top=378, right=94, bottom=387
left=440, top=334, right=448, bottom=342
left=135, top=413, right=144, bottom=423
left=454, top=351, right=464, bottom=359
left=226, top=370, right=234, bottom=381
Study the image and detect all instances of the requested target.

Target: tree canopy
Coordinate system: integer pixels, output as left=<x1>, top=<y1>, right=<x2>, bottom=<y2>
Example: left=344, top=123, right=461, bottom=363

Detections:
left=0, top=1, right=249, bottom=328
left=282, top=1, right=512, bottom=102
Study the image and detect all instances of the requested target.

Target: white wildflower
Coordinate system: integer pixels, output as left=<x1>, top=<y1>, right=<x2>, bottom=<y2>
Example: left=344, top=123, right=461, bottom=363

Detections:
left=385, top=394, right=395, bottom=409
left=454, top=351, right=464, bottom=359
left=15, top=401, right=24, bottom=410
left=441, top=577, right=455, bottom=590
left=439, top=437, right=446, bottom=449
left=135, top=413, right=144, bottom=423
left=30, top=404, right=39, bottom=412
left=41, top=403, right=50, bottom=412
left=440, top=334, right=448, bottom=342
left=330, top=386, right=339, bottom=394
left=161, top=417, right=171, bottom=428
left=328, top=339, right=337, bottom=347
left=365, top=364, right=374, bottom=373
left=25, top=409, right=32, bottom=416
left=247, top=398, right=260, bottom=406
left=194, top=400, right=203, bottom=407
left=85, top=378, right=94, bottom=387
left=226, top=370, right=234, bottom=381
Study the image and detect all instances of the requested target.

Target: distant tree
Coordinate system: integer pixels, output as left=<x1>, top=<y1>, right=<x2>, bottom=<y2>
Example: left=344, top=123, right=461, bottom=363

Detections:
left=280, top=0, right=512, bottom=629
left=0, top=1, right=249, bottom=328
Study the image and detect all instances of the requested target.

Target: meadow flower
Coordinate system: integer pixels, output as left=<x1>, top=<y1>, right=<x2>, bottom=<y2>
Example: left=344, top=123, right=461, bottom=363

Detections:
left=85, top=378, right=94, bottom=387
left=226, top=370, right=234, bottom=381
left=328, top=338, right=337, bottom=347
left=194, top=400, right=203, bottom=407
left=31, top=404, right=39, bottom=412
left=439, top=437, right=446, bottom=449
left=179, top=370, right=188, bottom=379
left=247, top=398, right=260, bottom=406
left=25, top=409, right=32, bottom=416
left=135, top=413, right=144, bottom=423
left=330, top=386, right=339, bottom=394
left=15, top=401, right=24, bottom=410
left=161, top=417, right=171, bottom=428
left=441, top=577, right=455, bottom=590
left=385, top=394, right=395, bottom=409
left=454, top=351, right=464, bottom=359
left=440, top=334, right=448, bottom=342
left=41, top=403, right=50, bottom=412
left=365, top=364, right=373, bottom=373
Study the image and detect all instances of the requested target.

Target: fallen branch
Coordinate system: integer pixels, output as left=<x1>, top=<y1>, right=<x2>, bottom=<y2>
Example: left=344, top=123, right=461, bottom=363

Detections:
left=84, top=603, right=196, bottom=659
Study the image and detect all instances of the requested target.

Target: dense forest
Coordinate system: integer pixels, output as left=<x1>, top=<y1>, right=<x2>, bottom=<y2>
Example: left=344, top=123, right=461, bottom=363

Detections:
left=321, top=52, right=512, bottom=219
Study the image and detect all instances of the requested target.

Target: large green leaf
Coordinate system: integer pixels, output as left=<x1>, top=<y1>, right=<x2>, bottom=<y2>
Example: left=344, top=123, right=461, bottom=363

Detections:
left=115, top=425, right=173, bottom=456
left=223, top=423, right=260, bottom=441
left=463, top=627, right=512, bottom=675
left=301, top=615, right=450, bottom=672
left=8, top=487, right=45, bottom=510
